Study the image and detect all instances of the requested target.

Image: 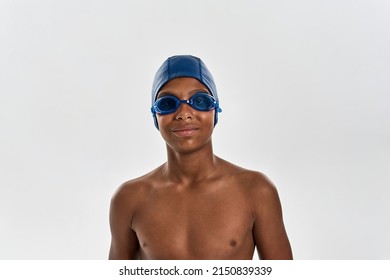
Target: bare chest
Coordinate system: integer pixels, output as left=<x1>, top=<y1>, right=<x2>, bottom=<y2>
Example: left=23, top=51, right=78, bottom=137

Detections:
left=132, top=185, right=255, bottom=259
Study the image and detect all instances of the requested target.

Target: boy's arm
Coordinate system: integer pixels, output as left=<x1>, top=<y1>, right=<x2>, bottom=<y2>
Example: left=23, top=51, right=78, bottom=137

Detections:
left=252, top=174, right=293, bottom=260
left=108, top=185, right=140, bottom=260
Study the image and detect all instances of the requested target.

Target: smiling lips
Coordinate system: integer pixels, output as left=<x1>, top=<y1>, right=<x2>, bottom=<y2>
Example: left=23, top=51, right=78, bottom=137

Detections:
left=171, top=125, right=199, bottom=137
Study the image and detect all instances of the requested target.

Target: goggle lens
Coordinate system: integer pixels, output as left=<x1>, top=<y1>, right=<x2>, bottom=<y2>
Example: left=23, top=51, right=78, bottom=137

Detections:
left=152, top=92, right=219, bottom=115
left=158, top=97, right=177, bottom=112
left=192, top=94, right=213, bottom=110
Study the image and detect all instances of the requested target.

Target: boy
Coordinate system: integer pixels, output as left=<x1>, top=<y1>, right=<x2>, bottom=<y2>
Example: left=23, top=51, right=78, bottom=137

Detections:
left=109, top=55, right=292, bottom=259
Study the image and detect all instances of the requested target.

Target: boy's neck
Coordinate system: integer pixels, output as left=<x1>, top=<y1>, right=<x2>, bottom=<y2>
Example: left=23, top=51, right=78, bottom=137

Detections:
left=164, top=143, right=218, bottom=183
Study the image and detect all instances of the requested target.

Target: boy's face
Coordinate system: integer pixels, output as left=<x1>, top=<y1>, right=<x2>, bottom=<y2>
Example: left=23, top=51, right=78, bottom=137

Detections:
left=155, top=77, right=215, bottom=154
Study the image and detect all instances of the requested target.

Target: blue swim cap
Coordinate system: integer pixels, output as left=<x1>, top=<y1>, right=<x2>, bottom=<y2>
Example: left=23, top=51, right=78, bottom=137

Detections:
left=151, top=55, right=220, bottom=129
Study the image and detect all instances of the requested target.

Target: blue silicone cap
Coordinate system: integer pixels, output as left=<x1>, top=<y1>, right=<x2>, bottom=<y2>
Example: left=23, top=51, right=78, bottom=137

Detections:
left=151, top=55, right=221, bottom=129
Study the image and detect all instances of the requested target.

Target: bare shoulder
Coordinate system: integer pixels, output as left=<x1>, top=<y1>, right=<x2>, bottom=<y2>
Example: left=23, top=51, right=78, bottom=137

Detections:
left=111, top=177, right=146, bottom=205
left=112, top=177, right=146, bottom=200
left=216, top=158, right=281, bottom=217
left=110, top=166, right=162, bottom=216
left=220, top=159, right=277, bottom=194
left=243, top=170, right=278, bottom=200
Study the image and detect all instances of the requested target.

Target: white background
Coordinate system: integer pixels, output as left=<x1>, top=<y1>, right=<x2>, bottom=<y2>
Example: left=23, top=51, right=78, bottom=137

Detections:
left=0, top=0, right=389, bottom=260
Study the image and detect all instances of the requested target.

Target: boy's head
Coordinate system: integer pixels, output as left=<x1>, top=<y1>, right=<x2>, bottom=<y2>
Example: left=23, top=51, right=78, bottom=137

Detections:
left=151, top=55, right=221, bottom=129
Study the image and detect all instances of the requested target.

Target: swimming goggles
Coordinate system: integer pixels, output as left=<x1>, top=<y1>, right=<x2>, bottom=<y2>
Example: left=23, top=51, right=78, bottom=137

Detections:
left=151, top=92, right=222, bottom=115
